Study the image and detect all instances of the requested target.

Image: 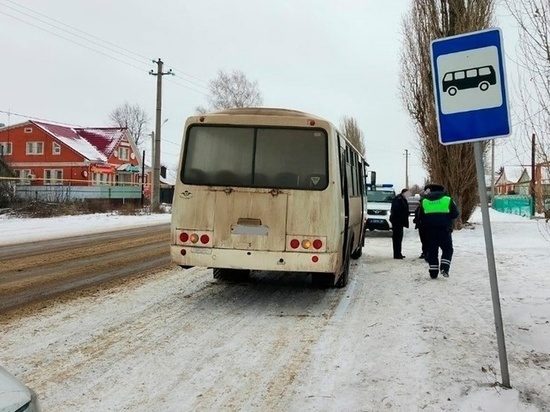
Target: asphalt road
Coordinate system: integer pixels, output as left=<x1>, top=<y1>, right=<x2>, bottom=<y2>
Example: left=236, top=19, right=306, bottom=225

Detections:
left=0, top=223, right=171, bottom=313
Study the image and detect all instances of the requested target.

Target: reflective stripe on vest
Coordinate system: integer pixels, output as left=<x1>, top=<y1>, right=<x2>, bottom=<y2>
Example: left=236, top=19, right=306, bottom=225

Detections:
left=422, top=196, right=451, bottom=214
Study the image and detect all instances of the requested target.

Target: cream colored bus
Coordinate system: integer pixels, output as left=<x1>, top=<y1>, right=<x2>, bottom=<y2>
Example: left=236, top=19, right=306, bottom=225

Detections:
left=170, top=108, right=367, bottom=288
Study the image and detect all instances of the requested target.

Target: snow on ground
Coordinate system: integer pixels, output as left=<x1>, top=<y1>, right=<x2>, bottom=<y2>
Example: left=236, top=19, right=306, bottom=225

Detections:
left=0, top=211, right=171, bottom=246
left=0, top=208, right=549, bottom=411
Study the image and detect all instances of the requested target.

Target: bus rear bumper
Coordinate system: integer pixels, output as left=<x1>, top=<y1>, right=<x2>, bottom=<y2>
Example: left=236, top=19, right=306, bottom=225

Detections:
left=170, top=246, right=339, bottom=273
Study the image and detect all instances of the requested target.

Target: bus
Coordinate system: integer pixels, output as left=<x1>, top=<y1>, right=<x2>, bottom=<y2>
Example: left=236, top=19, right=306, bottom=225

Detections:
left=170, top=108, right=367, bottom=288
left=442, top=65, right=496, bottom=96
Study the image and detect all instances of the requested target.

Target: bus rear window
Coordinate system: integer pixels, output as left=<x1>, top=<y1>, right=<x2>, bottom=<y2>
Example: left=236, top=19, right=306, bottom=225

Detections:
left=182, top=125, right=328, bottom=190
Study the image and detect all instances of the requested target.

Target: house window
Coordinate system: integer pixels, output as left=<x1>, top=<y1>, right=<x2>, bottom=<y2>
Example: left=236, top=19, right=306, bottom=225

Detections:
left=24, top=127, right=33, bottom=134
left=44, top=169, right=63, bottom=185
left=118, top=147, right=130, bottom=161
left=26, top=141, right=44, bottom=155
left=52, top=142, right=61, bottom=155
left=0, top=142, right=12, bottom=155
left=116, top=173, right=132, bottom=186
left=15, top=169, right=32, bottom=185
left=92, top=172, right=110, bottom=185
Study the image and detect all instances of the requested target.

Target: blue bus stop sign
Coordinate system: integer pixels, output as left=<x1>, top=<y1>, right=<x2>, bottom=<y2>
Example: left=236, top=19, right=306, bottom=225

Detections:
left=431, top=28, right=511, bottom=145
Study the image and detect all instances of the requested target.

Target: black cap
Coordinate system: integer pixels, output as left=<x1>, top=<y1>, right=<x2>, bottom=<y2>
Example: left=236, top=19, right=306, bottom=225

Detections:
left=424, top=184, right=445, bottom=192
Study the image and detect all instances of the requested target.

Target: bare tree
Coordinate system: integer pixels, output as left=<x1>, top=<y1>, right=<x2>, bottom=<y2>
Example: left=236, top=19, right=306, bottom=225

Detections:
left=504, top=0, right=550, bottom=190
left=399, top=0, right=496, bottom=227
left=340, top=116, right=366, bottom=156
left=196, top=69, right=263, bottom=114
left=109, top=102, right=150, bottom=148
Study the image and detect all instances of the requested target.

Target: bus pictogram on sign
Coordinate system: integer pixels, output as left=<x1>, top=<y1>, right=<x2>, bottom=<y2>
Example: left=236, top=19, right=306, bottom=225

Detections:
left=442, top=65, right=497, bottom=96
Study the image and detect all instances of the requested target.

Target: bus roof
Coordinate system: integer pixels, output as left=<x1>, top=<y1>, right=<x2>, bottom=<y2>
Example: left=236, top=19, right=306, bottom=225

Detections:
left=187, top=107, right=365, bottom=159
left=206, top=107, right=328, bottom=120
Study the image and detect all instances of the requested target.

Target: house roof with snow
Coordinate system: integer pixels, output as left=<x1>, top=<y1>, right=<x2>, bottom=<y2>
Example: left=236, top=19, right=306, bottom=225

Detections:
left=31, top=121, right=127, bottom=162
left=495, top=166, right=531, bottom=185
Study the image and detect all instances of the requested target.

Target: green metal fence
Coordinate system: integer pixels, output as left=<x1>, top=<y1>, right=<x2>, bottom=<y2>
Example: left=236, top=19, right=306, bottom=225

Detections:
left=493, top=195, right=532, bottom=217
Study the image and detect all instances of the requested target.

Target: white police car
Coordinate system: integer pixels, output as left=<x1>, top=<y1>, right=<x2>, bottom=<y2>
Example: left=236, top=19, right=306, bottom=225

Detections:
left=366, top=184, right=395, bottom=231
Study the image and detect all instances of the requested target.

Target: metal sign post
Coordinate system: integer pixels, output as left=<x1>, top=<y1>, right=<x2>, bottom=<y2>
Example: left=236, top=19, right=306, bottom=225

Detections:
left=431, top=28, right=511, bottom=388
left=473, top=141, right=510, bottom=388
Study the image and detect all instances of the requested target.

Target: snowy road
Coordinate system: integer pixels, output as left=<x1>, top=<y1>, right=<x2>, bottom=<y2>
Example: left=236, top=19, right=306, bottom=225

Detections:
left=0, top=224, right=170, bottom=312
left=1, top=219, right=549, bottom=411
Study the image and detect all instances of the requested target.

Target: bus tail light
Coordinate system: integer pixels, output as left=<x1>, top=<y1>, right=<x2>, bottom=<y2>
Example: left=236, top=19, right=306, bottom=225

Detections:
left=312, top=256, right=319, bottom=263
left=177, top=230, right=213, bottom=247
left=287, top=236, right=326, bottom=252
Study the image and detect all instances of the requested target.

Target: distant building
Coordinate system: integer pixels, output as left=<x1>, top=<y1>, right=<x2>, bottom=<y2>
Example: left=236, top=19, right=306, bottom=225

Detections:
left=0, top=120, right=150, bottom=201
left=494, top=163, right=550, bottom=213
left=494, top=166, right=531, bottom=195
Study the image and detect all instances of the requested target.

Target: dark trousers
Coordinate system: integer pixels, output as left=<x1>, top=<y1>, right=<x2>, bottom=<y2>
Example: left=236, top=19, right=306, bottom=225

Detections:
left=418, top=226, right=428, bottom=256
left=392, top=225, right=404, bottom=258
left=426, top=227, right=454, bottom=274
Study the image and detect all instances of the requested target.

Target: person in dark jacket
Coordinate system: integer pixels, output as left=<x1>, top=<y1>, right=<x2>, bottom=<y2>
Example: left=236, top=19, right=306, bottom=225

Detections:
left=390, top=188, right=410, bottom=259
left=418, top=184, right=459, bottom=278
left=413, top=198, right=428, bottom=261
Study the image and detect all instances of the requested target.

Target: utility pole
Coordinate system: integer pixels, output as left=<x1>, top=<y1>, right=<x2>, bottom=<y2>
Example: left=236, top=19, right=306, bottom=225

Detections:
left=530, top=133, right=536, bottom=217
left=404, top=149, right=410, bottom=188
left=149, top=58, right=174, bottom=212
left=140, top=149, right=145, bottom=208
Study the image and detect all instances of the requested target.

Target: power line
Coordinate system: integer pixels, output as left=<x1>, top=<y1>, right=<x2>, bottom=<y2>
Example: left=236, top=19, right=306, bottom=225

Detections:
left=1, top=107, right=183, bottom=163
left=166, top=78, right=209, bottom=96
left=1, top=0, right=150, bottom=62
left=0, top=9, right=150, bottom=73
left=1, top=107, right=181, bottom=165
left=0, top=0, right=210, bottom=89
left=0, top=1, right=210, bottom=92
left=511, top=106, right=547, bottom=128
left=0, top=109, right=84, bottom=127
left=0, top=0, right=151, bottom=66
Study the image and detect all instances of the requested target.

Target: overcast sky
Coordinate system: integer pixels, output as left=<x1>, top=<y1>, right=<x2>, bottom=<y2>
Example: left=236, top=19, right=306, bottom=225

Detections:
left=0, top=0, right=525, bottom=188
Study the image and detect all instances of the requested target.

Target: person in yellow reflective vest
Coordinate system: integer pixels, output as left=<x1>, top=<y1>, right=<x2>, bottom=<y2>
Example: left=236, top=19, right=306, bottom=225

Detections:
left=418, top=184, right=459, bottom=279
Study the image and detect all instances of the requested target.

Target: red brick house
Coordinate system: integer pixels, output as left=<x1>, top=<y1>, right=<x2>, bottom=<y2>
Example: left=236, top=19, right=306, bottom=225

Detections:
left=0, top=120, right=149, bottom=201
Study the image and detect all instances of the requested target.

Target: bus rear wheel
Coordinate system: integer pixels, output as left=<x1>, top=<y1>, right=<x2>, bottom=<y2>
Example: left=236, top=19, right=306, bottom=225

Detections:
left=336, top=238, right=352, bottom=288
left=213, top=268, right=250, bottom=282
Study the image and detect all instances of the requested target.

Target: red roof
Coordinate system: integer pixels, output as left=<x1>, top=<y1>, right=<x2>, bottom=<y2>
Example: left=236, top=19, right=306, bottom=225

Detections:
left=31, top=121, right=127, bottom=161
